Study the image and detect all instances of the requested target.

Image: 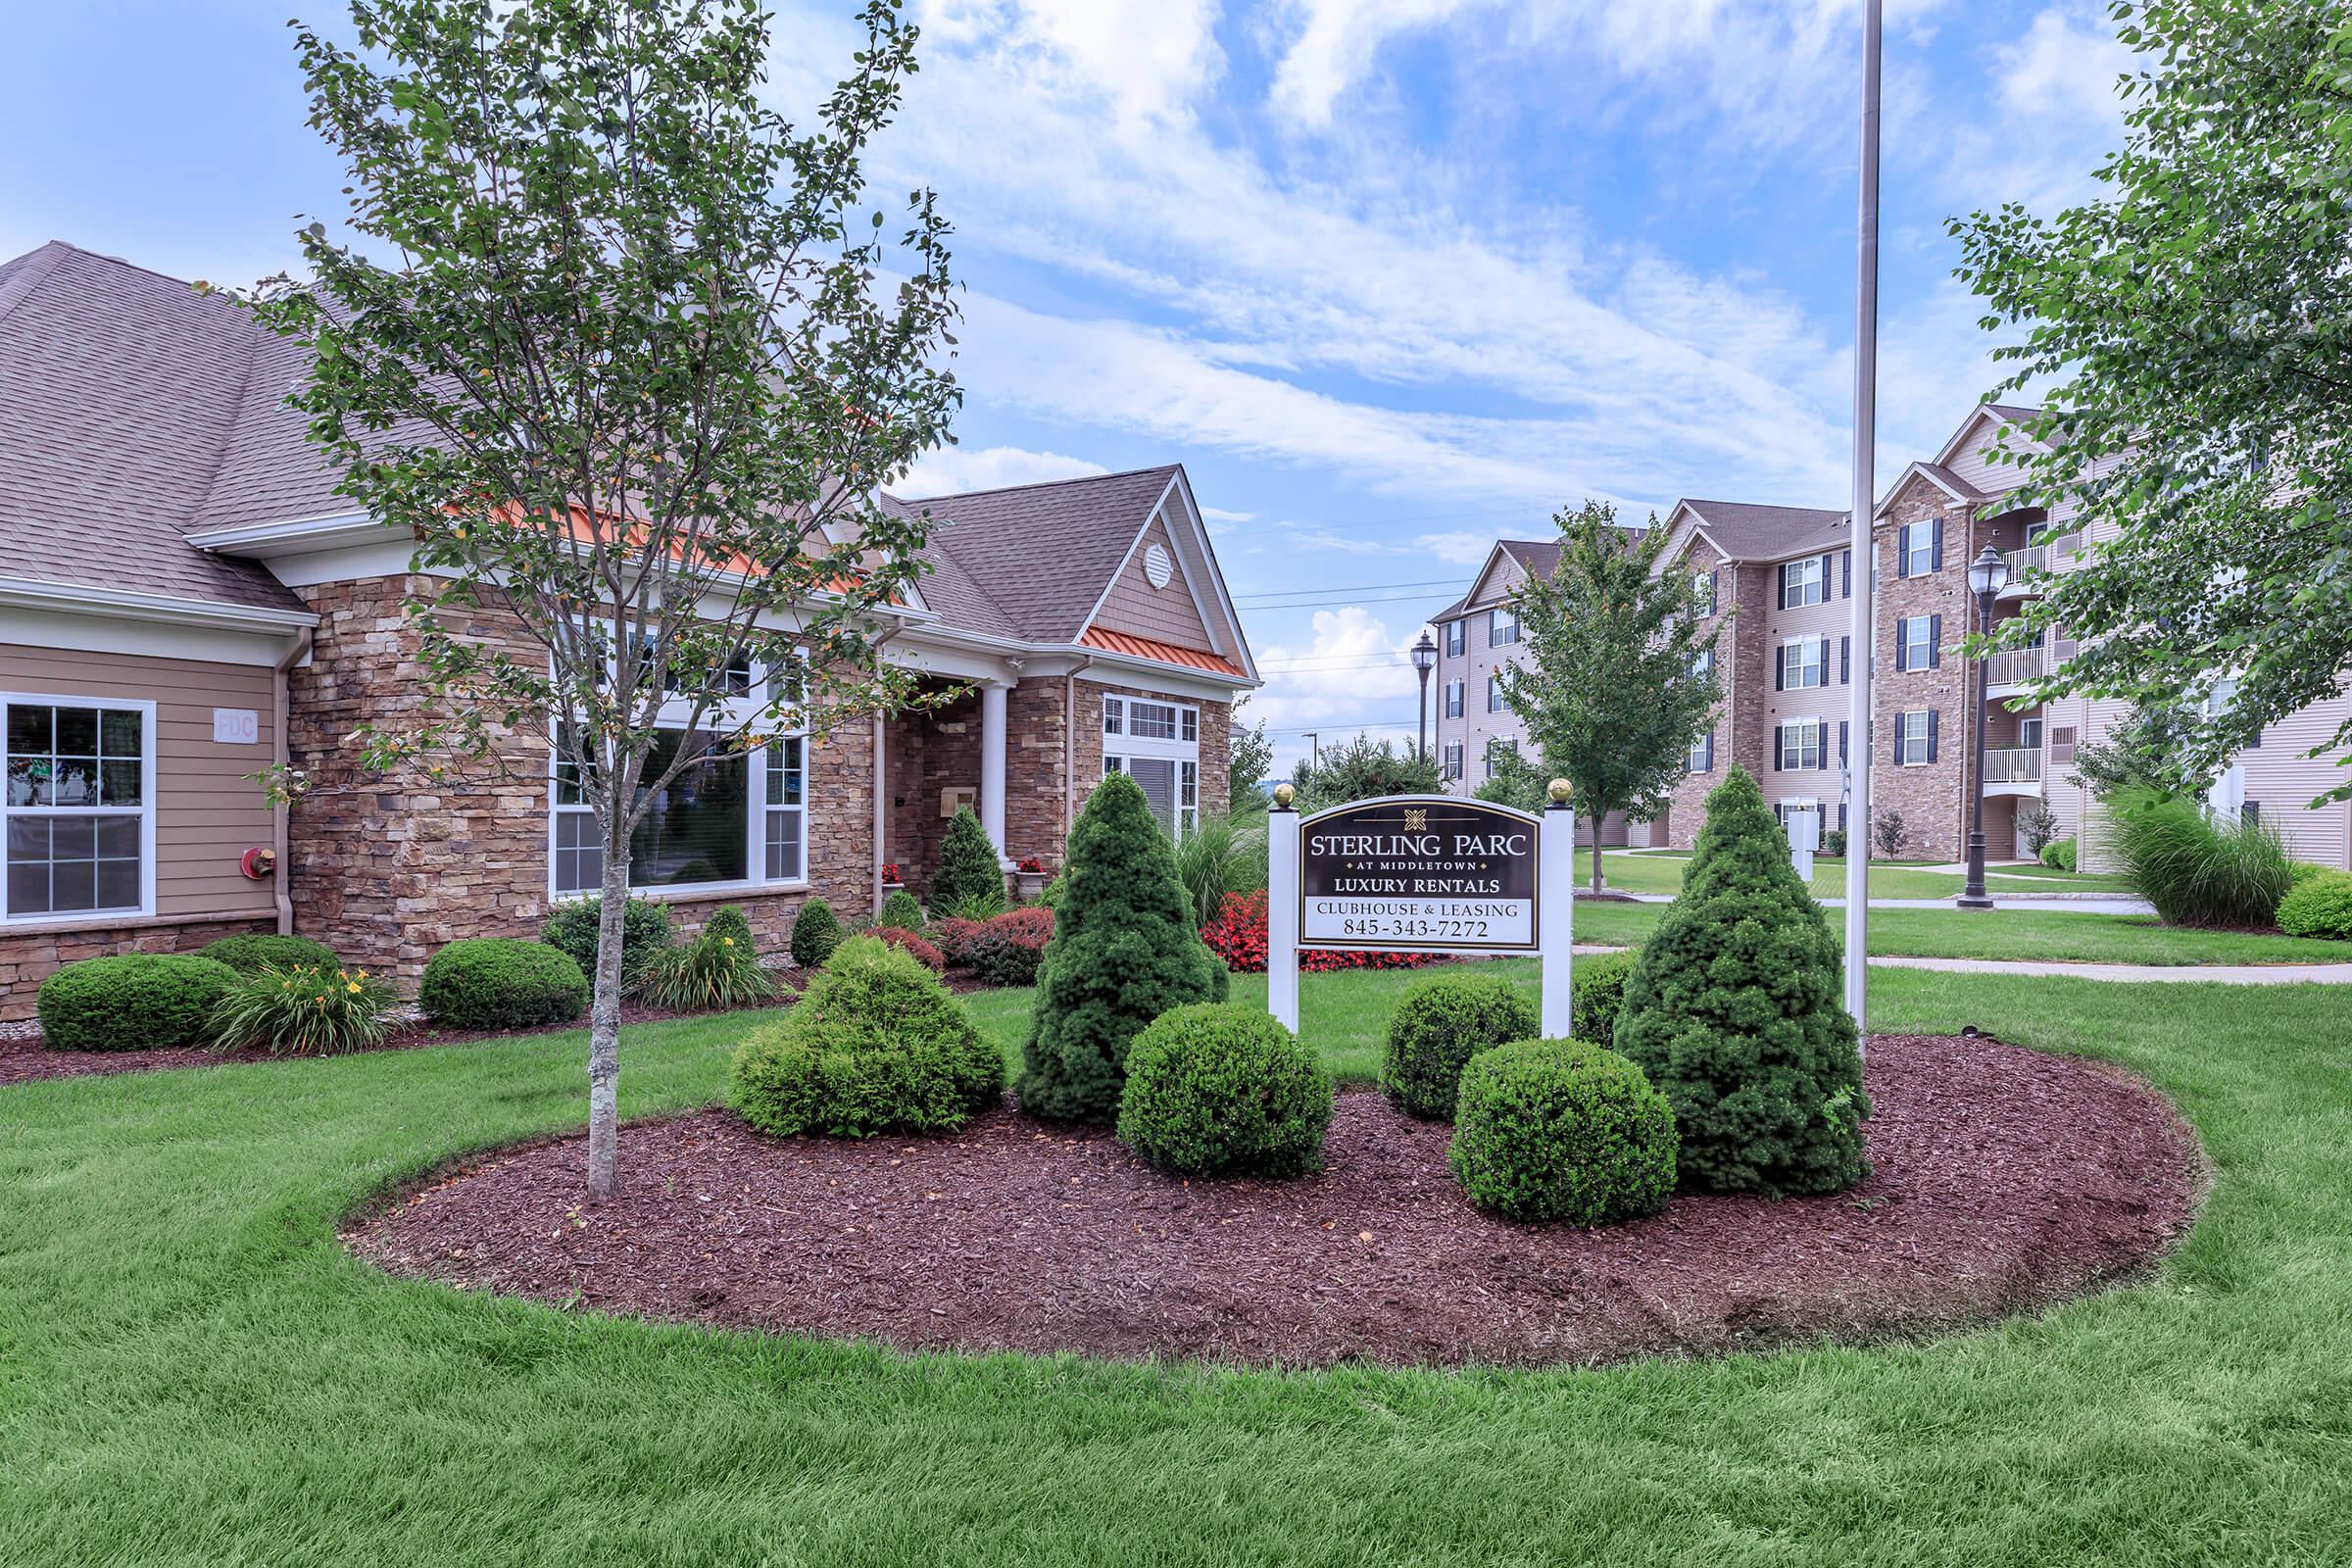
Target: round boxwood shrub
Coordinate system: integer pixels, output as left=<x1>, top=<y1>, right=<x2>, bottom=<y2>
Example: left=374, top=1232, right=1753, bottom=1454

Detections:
left=197, top=933, right=341, bottom=975
left=2278, top=870, right=2352, bottom=941
left=36, top=953, right=240, bottom=1053
left=417, top=939, right=587, bottom=1031
left=1382, top=972, right=1540, bottom=1120
left=875, top=889, right=926, bottom=931
left=728, top=935, right=1002, bottom=1138
left=1448, top=1039, right=1678, bottom=1225
left=789, top=896, right=843, bottom=969
left=1116, top=1004, right=1332, bottom=1177
left=1570, top=951, right=1638, bottom=1043
left=539, top=894, right=673, bottom=981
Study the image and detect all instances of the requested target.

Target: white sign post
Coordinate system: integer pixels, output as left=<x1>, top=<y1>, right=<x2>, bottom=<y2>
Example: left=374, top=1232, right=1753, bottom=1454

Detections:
left=1264, top=781, right=1578, bottom=1042
left=1788, top=806, right=1820, bottom=884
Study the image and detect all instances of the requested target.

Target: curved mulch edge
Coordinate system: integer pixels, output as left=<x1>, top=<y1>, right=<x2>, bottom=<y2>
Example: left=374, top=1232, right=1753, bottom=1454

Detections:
left=347, top=1034, right=2204, bottom=1371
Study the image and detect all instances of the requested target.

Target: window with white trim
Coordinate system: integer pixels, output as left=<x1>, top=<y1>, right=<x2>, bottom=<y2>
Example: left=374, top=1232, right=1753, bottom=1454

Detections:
left=1779, top=719, right=1824, bottom=771
left=1445, top=678, right=1464, bottom=719
left=1779, top=556, right=1825, bottom=609
left=5, top=698, right=151, bottom=920
left=1485, top=737, right=1517, bottom=781
left=1688, top=728, right=1715, bottom=774
left=1445, top=620, right=1464, bottom=657
left=1780, top=638, right=1826, bottom=690
left=1442, top=740, right=1464, bottom=781
left=1692, top=570, right=1717, bottom=616
left=1102, top=692, right=1202, bottom=838
left=1895, top=710, right=1932, bottom=766
left=1898, top=614, right=1936, bottom=671
left=1487, top=675, right=1505, bottom=713
left=1489, top=607, right=1519, bottom=647
left=1692, top=646, right=1715, bottom=681
left=1900, top=520, right=1936, bottom=577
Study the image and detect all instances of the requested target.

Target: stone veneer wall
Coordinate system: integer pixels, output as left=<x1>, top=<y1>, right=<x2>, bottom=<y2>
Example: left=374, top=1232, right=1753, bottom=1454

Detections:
left=0, top=913, right=274, bottom=1023
left=1657, top=543, right=1733, bottom=849
left=1871, top=483, right=1981, bottom=861
left=1656, top=554, right=1771, bottom=850
left=884, top=688, right=981, bottom=903
left=287, top=574, right=875, bottom=980
left=1071, top=679, right=1234, bottom=826
left=1004, top=677, right=1071, bottom=869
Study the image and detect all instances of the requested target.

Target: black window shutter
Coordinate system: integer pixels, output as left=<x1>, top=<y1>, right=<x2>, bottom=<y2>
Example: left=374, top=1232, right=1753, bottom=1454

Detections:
left=1818, top=637, right=1832, bottom=678
left=1888, top=713, right=1900, bottom=763
left=1839, top=719, right=1849, bottom=764
left=1772, top=724, right=1783, bottom=770
left=1927, top=708, right=1941, bottom=763
left=1931, top=517, right=1945, bottom=571
left=1894, top=627, right=1908, bottom=672
left=1775, top=650, right=1785, bottom=691
left=1709, top=567, right=1720, bottom=610
left=1822, top=553, right=1835, bottom=597
left=1839, top=635, right=1851, bottom=683
left=1928, top=612, right=1942, bottom=668
left=1841, top=548, right=1852, bottom=598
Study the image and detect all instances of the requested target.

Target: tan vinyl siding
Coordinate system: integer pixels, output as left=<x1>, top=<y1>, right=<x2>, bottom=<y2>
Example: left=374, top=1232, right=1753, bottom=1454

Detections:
left=2238, top=690, right=2352, bottom=869
left=1092, top=517, right=1216, bottom=653
left=1944, top=412, right=2029, bottom=494
left=0, top=642, right=278, bottom=919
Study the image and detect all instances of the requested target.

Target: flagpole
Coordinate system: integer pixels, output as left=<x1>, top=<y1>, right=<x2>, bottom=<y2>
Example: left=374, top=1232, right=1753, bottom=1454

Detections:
left=1844, top=0, right=1882, bottom=1032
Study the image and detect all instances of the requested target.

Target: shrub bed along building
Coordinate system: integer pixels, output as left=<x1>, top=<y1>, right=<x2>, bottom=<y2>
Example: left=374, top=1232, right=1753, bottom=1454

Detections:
left=416, top=938, right=589, bottom=1032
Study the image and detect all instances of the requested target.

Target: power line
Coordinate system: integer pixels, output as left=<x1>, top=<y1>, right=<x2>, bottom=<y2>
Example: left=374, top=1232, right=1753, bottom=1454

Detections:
left=1236, top=589, right=1460, bottom=610
left=1263, top=719, right=1421, bottom=735
left=1232, top=575, right=1467, bottom=602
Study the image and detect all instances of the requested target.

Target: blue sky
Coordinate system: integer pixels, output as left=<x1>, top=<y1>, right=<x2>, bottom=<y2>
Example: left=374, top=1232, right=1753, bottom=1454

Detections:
left=0, top=1, right=2133, bottom=772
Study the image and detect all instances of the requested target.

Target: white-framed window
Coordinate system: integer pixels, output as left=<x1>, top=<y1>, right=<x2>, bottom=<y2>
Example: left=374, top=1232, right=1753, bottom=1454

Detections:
left=1692, top=646, right=1716, bottom=680
left=1688, top=729, right=1715, bottom=774
left=1445, top=620, right=1464, bottom=657
left=1779, top=719, right=1824, bottom=772
left=1895, top=710, right=1933, bottom=766
left=1445, top=678, right=1464, bottom=719
left=1103, top=694, right=1197, bottom=744
left=2018, top=715, right=2044, bottom=753
left=1487, top=675, right=1505, bottom=713
left=1692, top=570, right=1717, bottom=616
left=1780, top=638, right=1826, bottom=690
left=1900, top=519, right=1936, bottom=577
left=1489, top=607, right=1519, bottom=647
left=1442, top=740, right=1464, bottom=781
left=549, top=647, right=807, bottom=899
left=1485, top=737, right=1517, bottom=781
left=4, top=695, right=155, bottom=922
left=1779, top=555, right=1825, bottom=609
left=1898, top=614, right=1936, bottom=671
left=1102, top=692, right=1202, bottom=838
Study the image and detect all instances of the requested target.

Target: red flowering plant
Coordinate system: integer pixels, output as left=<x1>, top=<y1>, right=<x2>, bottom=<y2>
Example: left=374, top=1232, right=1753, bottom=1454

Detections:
left=1016, top=856, right=1045, bottom=873
left=880, top=861, right=902, bottom=883
left=1199, top=890, right=1436, bottom=975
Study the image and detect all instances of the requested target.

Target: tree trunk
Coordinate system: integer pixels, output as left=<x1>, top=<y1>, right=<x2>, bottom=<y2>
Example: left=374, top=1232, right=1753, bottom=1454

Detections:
left=1589, top=814, right=1605, bottom=893
left=585, top=815, right=630, bottom=1205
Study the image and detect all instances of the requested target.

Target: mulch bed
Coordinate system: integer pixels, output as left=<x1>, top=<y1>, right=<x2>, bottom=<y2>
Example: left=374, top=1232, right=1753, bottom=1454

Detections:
left=349, top=1033, right=2202, bottom=1369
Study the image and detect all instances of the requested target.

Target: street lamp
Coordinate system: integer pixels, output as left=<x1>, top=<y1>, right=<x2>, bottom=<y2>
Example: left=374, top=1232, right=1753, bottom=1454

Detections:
left=1958, top=543, right=2012, bottom=909
left=1301, top=731, right=1319, bottom=775
left=1410, top=631, right=1439, bottom=766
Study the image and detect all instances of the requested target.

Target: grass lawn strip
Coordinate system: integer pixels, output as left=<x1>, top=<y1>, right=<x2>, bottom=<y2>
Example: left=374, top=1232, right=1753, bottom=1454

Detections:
left=3, top=972, right=2350, bottom=1563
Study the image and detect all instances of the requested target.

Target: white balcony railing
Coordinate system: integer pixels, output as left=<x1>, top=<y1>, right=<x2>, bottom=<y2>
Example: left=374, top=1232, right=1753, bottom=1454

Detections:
left=2002, top=532, right=2078, bottom=588
left=1984, top=746, right=2042, bottom=785
left=1983, top=645, right=2047, bottom=687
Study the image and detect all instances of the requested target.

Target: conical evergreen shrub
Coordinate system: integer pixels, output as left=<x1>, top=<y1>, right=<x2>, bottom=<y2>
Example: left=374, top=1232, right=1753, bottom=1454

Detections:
left=1612, top=767, right=1869, bottom=1196
left=930, top=807, right=1008, bottom=917
left=1017, top=771, right=1224, bottom=1123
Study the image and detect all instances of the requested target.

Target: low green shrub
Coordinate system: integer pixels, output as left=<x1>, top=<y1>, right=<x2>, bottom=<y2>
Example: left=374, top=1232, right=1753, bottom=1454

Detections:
left=416, top=939, right=587, bottom=1031
left=727, top=935, right=1002, bottom=1139
left=37, top=954, right=240, bottom=1053
left=1570, top=952, right=1638, bottom=1042
left=633, top=906, right=780, bottom=1012
left=539, top=894, right=674, bottom=982
left=964, top=906, right=1054, bottom=988
left=1821, top=828, right=1846, bottom=858
left=789, top=897, right=843, bottom=969
left=2040, top=836, right=2079, bottom=871
left=2110, top=791, right=2292, bottom=927
left=209, top=962, right=400, bottom=1055
left=2277, top=871, right=2352, bottom=942
left=1448, top=1039, right=1679, bottom=1224
left=1382, top=972, right=1540, bottom=1120
left=875, top=889, right=926, bottom=931
left=1116, top=1004, right=1332, bottom=1177
left=2288, top=859, right=2335, bottom=888
left=197, top=933, right=341, bottom=975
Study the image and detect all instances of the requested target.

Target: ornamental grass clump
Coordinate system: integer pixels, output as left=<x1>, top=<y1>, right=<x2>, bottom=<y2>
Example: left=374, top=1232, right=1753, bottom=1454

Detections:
left=930, top=808, right=1008, bottom=918
left=1117, top=1004, right=1332, bottom=1177
left=1382, top=972, right=1540, bottom=1120
left=417, top=939, right=588, bottom=1032
left=197, top=934, right=343, bottom=975
left=1448, top=1039, right=1677, bottom=1225
left=36, top=954, right=241, bottom=1053
left=2109, top=789, right=2293, bottom=928
left=210, top=962, right=401, bottom=1056
left=728, top=935, right=1002, bottom=1139
left=633, top=905, right=780, bottom=1012
left=1018, top=771, right=1226, bottom=1123
left=1613, top=767, right=1868, bottom=1197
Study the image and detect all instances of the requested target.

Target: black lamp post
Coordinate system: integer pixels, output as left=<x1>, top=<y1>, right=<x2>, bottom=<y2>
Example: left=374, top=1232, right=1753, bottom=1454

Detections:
left=1410, top=631, right=1439, bottom=766
left=1958, top=543, right=2011, bottom=909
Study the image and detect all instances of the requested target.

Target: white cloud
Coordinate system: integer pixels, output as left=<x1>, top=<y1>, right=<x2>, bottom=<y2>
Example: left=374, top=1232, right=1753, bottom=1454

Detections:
left=1414, top=530, right=1504, bottom=567
left=1268, top=0, right=1487, bottom=127
left=1995, top=7, right=2137, bottom=124
left=897, top=444, right=1106, bottom=497
left=916, top=0, right=1224, bottom=125
left=1248, top=605, right=1422, bottom=769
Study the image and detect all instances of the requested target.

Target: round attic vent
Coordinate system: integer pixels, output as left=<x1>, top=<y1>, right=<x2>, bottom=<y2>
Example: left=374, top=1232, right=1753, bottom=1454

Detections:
left=1143, top=542, right=1174, bottom=589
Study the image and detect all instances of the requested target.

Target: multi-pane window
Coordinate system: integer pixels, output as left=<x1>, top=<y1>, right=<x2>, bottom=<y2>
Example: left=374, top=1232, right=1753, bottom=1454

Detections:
left=553, top=728, right=760, bottom=895
left=1779, top=556, right=1825, bottom=609
left=1898, top=615, right=1936, bottom=670
left=2017, top=716, right=2044, bottom=754
left=1692, top=646, right=1716, bottom=680
left=1179, top=760, right=1199, bottom=837
left=763, top=737, right=805, bottom=881
left=1779, top=720, right=1823, bottom=772
left=1445, top=620, right=1464, bottom=657
left=1781, top=639, right=1826, bottom=690
left=1487, top=676, right=1505, bottom=713
left=1900, top=520, right=1936, bottom=577
left=1489, top=607, right=1519, bottom=647
left=4, top=699, right=148, bottom=919
left=1442, top=741, right=1464, bottom=781
left=1485, top=737, right=1517, bottom=781
left=1688, top=729, right=1715, bottom=774
left=1104, top=695, right=1196, bottom=743
left=1102, top=694, right=1201, bottom=839
left=1692, top=571, right=1717, bottom=616
left=1895, top=710, right=1933, bottom=765
left=1445, top=678, right=1464, bottom=719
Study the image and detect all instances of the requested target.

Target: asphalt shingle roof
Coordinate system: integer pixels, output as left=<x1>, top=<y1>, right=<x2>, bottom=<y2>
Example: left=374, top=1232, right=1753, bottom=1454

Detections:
left=1679, top=499, right=1851, bottom=563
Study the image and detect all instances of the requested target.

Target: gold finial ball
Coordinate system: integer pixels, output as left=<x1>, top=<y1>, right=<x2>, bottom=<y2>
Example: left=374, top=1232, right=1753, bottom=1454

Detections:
left=1272, top=781, right=1297, bottom=808
left=1547, top=778, right=1572, bottom=806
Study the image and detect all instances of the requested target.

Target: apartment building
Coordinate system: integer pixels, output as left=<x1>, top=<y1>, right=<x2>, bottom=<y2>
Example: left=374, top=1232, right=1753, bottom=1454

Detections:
left=1425, top=401, right=2352, bottom=869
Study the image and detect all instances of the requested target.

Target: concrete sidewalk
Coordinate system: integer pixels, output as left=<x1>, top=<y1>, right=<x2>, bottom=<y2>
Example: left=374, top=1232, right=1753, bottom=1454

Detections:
left=1619, top=891, right=2157, bottom=914
left=1569, top=943, right=2352, bottom=985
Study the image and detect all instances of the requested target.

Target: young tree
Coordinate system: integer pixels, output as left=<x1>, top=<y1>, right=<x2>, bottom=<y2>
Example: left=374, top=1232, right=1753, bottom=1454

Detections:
left=2067, top=698, right=2210, bottom=803
left=1226, top=698, right=1276, bottom=808
left=1498, top=501, right=1723, bottom=891
left=930, top=807, right=1007, bottom=917
left=1951, top=1, right=2352, bottom=805
left=241, top=0, right=960, bottom=1202
left=1471, top=741, right=1549, bottom=815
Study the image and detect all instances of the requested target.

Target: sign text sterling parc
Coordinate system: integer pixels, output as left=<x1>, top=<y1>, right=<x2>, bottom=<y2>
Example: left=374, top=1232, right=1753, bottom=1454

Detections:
left=1298, top=799, right=1540, bottom=951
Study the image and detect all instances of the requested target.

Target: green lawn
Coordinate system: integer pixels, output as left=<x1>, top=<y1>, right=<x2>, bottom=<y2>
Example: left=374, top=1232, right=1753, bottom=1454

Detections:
left=1596, top=851, right=2134, bottom=902
left=5, top=973, right=2352, bottom=1564
left=1565, top=900, right=2350, bottom=966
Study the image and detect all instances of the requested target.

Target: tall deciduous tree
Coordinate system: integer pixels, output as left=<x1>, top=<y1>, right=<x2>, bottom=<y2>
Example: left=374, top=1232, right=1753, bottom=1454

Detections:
left=242, top=0, right=960, bottom=1202
left=1951, top=1, right=2352, bottom=805
left=1498, top=501, right=1723, bottom=891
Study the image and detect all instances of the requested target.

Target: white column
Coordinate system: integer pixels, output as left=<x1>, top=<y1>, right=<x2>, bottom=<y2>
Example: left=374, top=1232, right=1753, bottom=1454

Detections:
left=1267, top=804, right=1301, bottom=1034
left=979, top=679, right=1009, bottom=861
left=1540, top=797, right=1576, bottom=1039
